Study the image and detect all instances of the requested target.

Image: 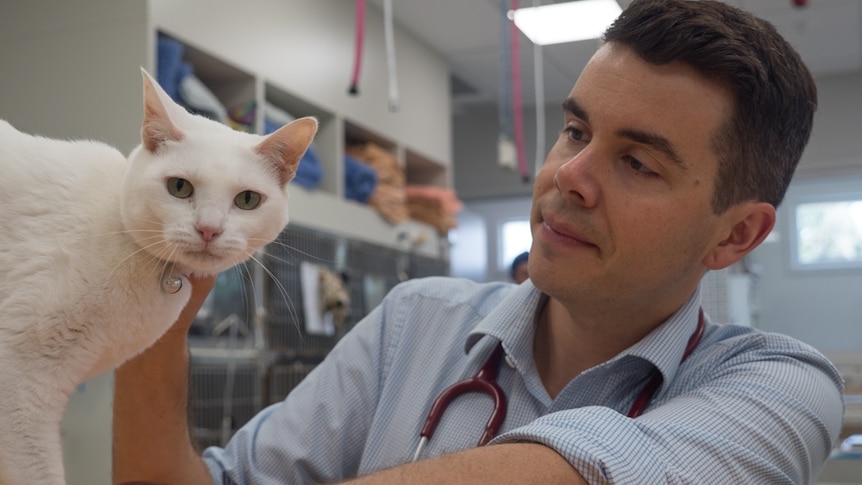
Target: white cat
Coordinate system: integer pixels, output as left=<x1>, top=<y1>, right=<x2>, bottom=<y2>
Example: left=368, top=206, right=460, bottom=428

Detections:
left=0, top=69, right=317, bottom=485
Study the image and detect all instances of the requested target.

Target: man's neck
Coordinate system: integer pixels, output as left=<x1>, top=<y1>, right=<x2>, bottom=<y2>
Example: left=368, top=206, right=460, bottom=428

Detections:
left=532, top=297, right=677, bottom=399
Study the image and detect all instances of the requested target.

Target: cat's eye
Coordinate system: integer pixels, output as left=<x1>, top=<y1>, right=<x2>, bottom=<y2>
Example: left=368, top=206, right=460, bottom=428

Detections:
left=167, top=177, right=194, bottom=199
left=235, top=190, right=262, bottom=210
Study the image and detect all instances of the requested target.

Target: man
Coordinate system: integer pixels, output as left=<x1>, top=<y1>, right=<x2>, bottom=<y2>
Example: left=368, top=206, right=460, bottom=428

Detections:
left=114, top=1, right=844, bottom=483
left=510, top=251, right=529, bottom=283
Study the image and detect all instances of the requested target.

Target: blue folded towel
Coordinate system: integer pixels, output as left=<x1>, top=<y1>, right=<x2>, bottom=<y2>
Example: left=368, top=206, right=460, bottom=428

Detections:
left=156, top=35, right=191, bottom=102
left=292, top=144, right=324, bottom=189
left=344, top=154, right=377, bottom=203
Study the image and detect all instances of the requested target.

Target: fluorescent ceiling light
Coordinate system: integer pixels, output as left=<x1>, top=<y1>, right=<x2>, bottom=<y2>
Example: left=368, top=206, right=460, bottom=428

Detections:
left=511, top=0, right=623, bottom=46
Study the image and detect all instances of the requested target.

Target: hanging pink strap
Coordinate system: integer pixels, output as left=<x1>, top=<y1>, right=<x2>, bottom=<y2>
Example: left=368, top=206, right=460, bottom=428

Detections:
left=348, top=0, right=366, bottom=95
left=510, top=0, right=530, bottom=182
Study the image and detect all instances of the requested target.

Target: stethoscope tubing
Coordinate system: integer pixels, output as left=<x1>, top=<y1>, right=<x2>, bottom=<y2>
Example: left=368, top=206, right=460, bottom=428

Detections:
left=411, top=310, right=705, bottom=462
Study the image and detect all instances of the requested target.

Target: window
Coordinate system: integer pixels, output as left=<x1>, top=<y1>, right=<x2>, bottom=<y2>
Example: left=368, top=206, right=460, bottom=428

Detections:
left=791, top=195, right=862, bottom=270
left=499, top=218, right=532, bottom=270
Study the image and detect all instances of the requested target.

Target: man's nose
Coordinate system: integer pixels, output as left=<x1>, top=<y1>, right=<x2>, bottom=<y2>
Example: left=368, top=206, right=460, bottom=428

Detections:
left=554, top=147, right=601, bottom=208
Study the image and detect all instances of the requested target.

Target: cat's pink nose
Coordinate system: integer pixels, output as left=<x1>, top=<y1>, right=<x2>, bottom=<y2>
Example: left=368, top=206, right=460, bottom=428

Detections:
left=196, top=225, right=222, bottom=242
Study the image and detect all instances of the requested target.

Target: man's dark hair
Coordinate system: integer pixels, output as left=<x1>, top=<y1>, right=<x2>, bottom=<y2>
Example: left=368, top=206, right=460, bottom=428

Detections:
left=603, top=0, right=816, bottom=213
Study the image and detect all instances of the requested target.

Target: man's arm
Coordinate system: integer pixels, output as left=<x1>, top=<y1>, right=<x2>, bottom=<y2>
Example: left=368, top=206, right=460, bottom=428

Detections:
left=347, top=443, right=586, bottom=485
left=112, top=275, right=216, bottom=485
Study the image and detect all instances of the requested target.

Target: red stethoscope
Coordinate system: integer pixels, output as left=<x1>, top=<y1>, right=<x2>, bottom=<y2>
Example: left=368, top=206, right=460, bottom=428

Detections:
left=411, top=310, right=706, bottom=462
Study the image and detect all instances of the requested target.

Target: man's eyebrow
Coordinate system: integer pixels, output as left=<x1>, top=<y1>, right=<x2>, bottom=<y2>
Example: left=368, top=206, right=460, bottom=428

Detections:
left=619, top=129, right=688, bottom=170
left=563, top=97, right=688, bottom=170
left=562, top=98, right=588, bottom=123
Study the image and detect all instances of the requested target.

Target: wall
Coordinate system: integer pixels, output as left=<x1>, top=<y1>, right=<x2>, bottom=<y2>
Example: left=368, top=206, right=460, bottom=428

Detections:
left=798, top=71, right=862, bottom=178
left=750, top=174, right=862, bottom=353
left=453, top=101, right=559, bottom=200
left=0, top=1, right=149, bottom=148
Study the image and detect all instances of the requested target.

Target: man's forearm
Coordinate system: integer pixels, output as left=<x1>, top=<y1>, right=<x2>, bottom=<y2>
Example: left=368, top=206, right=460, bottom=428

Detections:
left=346, top=442, right=585, bottom=485
left=112, top=279, right=214, bottom=485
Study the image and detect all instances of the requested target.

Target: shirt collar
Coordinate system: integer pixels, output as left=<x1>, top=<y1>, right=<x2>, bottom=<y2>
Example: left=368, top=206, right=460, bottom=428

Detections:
left=621, top=286, right=703, bottom=388
left=465, top=279, right=543, bottom=357
left=465, top=281, right=703, bottom=388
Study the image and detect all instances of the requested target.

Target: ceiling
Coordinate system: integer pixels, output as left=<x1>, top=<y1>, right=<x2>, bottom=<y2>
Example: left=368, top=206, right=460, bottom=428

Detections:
left=369, top=0, right=862, bottom=109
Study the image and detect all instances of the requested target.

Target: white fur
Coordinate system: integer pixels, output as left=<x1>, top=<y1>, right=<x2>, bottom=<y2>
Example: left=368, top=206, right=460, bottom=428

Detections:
left=0, top=70, right=317, bottom=484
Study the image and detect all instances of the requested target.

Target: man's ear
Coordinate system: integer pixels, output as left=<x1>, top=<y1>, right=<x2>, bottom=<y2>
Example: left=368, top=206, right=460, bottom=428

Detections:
left=703, top=202, right=776, bottom=270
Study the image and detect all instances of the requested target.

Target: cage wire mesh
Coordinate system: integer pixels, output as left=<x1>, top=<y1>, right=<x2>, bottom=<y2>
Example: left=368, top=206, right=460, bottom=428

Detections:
left=189, top=362, right=261, bottom=449
left=188, top=224, right=449, bottom=446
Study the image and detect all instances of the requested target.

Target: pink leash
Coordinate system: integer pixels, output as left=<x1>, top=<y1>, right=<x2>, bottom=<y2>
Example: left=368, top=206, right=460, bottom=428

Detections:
left=348, top=0, right=366, bottom=95
left=509, top=0, right=530, bottom=182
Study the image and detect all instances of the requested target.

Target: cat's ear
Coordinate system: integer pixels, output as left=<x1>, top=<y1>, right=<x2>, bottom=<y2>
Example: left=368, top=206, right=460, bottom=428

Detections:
left=140, top=67, right=185, bottom=153
left=256, top=117, right=319, bottom=186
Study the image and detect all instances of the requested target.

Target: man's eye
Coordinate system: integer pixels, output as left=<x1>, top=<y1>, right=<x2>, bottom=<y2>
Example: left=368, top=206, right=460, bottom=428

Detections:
left=564, top=127, right=586, bottom=142
left=627, top=157, right=657, bottom=176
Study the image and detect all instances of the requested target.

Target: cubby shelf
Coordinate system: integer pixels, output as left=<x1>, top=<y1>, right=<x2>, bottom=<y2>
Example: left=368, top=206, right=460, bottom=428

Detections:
left=158, top=29, right=451, bottom=258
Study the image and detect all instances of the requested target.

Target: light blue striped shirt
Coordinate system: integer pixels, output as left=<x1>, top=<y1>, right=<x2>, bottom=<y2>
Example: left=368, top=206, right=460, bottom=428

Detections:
left=203, top=277, right=845, bottom=484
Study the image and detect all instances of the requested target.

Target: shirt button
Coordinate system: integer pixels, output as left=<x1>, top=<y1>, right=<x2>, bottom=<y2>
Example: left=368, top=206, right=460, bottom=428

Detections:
left=504, top=354, right=516, bottom=368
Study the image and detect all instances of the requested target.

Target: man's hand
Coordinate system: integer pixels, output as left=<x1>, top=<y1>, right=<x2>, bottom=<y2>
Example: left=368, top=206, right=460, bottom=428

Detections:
left=172, top=273, right=217, bottom=334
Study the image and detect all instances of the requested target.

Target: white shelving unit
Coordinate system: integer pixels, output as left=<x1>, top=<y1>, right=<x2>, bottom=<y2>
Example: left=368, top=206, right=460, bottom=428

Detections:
left=1, top=0, right=453, bottom=255
left=160, top=28, right=451, bottom=257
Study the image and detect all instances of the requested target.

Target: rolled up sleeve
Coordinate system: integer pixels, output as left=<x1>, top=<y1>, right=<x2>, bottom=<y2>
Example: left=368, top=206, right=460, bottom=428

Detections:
left=493, top=335, right=844, bottom=484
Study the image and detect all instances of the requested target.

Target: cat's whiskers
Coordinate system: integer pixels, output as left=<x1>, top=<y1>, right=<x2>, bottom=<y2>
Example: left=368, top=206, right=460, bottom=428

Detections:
left=120, top=233, right=166, bottom=247
left=256, top=251, right=300, bottom=268
left=78, top=214, right=165, bottom=239
left=156, top=244, right=186, bottom=293
left=156, top=242, right=182, bottom=275
left=115, top=235, right=319, bottom=342
left=246, top=241, right=332, bottom=342
left=261, top=239, right=335, bottom=266
left=246, top=252, right=302, bottom=335
left=65, top=227, right=162, bottom=245
left=102, top=238, right=178, bottom=286
left=235, top=261, right=266, bottom=345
